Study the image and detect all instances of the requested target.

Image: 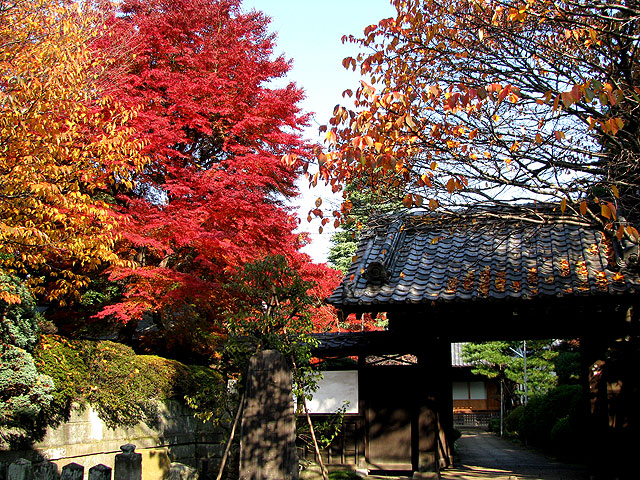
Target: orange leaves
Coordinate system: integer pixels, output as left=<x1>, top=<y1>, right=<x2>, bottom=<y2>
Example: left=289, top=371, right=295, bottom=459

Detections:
left=611, top=185, right=620, bottom=198
left=325, top=130, right=337, bottom=144
left=360, top=80, right=376, bottom=98
left=418, top=174, right=432, bottom=187
left=342, top=56, right=356, bottom=71
left=626, top=226, right=640, bottom=242
left=600, top=202, right=617, bottom=221
left=445, top=176, right=467, bottom=194
left=281, top=153, right=298, bottom=167
left=580, top=201, right=588, bottom=216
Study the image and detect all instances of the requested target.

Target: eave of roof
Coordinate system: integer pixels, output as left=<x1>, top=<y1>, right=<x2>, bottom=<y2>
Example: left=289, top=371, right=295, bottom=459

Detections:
left=328, top=211, right=640, bottom=312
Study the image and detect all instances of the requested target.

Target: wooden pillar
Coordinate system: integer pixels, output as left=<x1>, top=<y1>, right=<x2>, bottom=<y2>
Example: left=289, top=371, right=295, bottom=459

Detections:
left=580, top=304, right=639, bottom=480
left=413, top=337, right=452, bottom=479
left=435, top=337, right=453, bottom=470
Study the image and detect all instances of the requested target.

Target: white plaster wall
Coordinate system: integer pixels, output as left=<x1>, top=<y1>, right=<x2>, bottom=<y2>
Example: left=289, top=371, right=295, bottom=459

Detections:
left=307, top=371, right=358, bottom=414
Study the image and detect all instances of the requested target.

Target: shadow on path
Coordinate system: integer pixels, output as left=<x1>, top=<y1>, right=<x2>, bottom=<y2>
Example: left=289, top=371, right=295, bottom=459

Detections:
left=440, top=428, right=588, bottom=480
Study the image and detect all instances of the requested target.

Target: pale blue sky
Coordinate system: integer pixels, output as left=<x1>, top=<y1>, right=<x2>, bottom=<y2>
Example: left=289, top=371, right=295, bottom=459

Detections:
left=240, top=0, right=396, bottom=263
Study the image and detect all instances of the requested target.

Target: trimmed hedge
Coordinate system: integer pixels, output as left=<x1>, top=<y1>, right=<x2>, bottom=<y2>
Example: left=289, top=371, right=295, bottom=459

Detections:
left=33, top=335, right=226, bottom=429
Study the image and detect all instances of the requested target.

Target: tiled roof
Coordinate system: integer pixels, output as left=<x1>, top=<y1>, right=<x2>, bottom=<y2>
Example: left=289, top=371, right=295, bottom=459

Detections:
left=327, top=211, right=640, bottom=310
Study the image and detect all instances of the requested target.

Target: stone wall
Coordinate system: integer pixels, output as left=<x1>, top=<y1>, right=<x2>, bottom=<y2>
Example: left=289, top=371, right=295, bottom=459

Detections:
left=0, top=401, right=224, bottom=480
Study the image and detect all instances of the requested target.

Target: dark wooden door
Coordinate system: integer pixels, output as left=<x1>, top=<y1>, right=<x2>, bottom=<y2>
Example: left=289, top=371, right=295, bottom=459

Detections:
left=361, top=366, right=417, bottom=470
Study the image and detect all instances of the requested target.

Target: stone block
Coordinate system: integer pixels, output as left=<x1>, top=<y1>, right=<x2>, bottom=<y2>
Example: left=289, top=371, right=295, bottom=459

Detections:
left=60, top=463, right=83, bottom=480
left=88, top=465, right=111, bottom=480
left=8, top=459, right=33, bottom=480
left=240, top=349, right=298, bottom=480
left=114, top=445, right=141, bottom=480
left=140, top=448, right=170, bottom=480
left=33, top=461, right=58, bottom=480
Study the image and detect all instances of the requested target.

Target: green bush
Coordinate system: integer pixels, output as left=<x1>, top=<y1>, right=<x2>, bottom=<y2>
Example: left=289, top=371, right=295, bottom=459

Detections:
left=328, top=472, right=360, bottom=480
left=1, top=273, right=54, bottom=430
left=519, top=385, right=584, bottom=447
left=503, top=384, right=586, bottom=459
left=550, top=414, right=585, bottom=460
left=0, top=272, right=40, bottom=350
left=487, top=418, right=500, bottom=433
left=0, top=345, right=54, bottom=423
left=504, top=404, right=526, bottom=434
left=33, top=335, right=225, bottom=429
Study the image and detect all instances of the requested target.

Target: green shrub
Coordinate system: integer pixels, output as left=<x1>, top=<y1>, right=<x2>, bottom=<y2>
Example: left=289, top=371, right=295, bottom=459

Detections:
left=0, top=345, right=54, bottom=423
left=328, top=472, right=360, bottom=480
left=550, top=414, right=586, bottom=460
left=487, top=418, right=500, bottom=433
left=0, top=272, right=40, bottom=351
left=1, top=273, right=54, bottom=431
left=519, top=385, right=584, bottom=447
left=503, top=384, right=587, bottom=460
left=33, top=335, right=225, bottom=429
left=505, top=404, right=526, bottom=434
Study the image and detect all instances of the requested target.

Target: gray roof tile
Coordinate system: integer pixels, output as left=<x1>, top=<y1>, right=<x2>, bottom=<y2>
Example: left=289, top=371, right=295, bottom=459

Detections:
left=328, top=212, right=640, bottom=309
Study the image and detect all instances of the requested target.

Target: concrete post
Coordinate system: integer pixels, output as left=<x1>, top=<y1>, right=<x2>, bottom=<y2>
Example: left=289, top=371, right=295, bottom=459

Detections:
left=8, top=459, right=33, bottom=480
left=114, top=444, right=142, bottom=480
left=88, top=465, right=111, bottom=480
left=60, top=463, right=83, bottom=480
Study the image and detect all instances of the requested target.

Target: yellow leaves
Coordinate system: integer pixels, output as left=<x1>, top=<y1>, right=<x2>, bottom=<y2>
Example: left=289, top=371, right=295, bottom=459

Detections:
left=419, top=174, right=432, bottom=188
left=554, top=130, right=565, bottom=141
left=0, top=0, right=147, bottom=303
left=611, top=185, right=620, bottom=198
left=560, top=198, right=567, bottom=214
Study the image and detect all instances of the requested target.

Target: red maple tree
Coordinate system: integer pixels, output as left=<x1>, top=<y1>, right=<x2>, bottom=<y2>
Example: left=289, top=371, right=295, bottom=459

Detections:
left=93, top=0, right=340, bottom=350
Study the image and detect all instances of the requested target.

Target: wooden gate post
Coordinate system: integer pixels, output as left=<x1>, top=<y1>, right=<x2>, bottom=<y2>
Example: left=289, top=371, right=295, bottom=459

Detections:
left=414, top=337, right=453, bottom=479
